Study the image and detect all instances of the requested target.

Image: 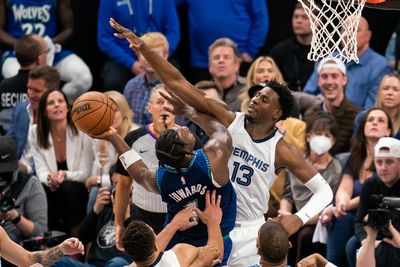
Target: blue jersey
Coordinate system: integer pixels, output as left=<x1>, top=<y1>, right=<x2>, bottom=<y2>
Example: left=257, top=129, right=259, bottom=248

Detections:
left=156, top=149, right=236, bottom=246
left=6, top=0, right=57, bottom=38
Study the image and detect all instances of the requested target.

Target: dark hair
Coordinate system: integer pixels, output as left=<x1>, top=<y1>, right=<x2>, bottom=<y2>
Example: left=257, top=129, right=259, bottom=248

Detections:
left=304, top=112, right=338, bottom=156
left=29, top=65, right=61, bottom=91
left=258, top=222, right=289, bottom=264
left=122, top=221, right=155, bottom=262
left=347, top=107, right=393, bottom=177
left=36, top=89, right=77, bottom=149
left=265, top=80, right=294, bottom=121
left=155, top=129, right=188, bottom=167
left=14, top=34, right=41, bottom=67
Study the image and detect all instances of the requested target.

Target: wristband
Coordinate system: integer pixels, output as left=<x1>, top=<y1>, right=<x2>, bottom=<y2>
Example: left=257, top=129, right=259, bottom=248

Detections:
left=11, top=213, right=21, bottom=224
left=119, top=150, right=142, bottom=170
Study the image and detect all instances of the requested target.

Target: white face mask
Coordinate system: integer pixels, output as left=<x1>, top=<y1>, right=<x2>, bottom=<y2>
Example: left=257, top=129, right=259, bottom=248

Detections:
left=309, top=135, right=333, bottom=155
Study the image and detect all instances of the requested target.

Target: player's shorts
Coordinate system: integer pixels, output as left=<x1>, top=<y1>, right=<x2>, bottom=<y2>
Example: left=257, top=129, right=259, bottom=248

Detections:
left=227, top=217, right=265, bottom=267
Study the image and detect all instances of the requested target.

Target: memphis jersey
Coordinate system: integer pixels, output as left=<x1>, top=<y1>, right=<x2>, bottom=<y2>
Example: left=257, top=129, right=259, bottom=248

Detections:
left=156, top=149, right=236, bottom=246
left=6, top=0, right=57, bottom=38
left=228, top=112, right=283, bottom=221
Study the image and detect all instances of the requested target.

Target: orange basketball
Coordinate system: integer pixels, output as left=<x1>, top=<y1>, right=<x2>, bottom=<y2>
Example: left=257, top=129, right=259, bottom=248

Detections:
left=72, top=91, right=116, bottom=135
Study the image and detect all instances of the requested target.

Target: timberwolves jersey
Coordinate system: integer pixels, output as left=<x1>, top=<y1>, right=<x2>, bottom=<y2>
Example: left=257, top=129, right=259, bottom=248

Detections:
left=6, top=0, right=57, bottom=38
left=149, top=250, right=180, bottom=267
left=156, top=149, right=236, bottom=246
left=228, top=112, right=283, bottom=221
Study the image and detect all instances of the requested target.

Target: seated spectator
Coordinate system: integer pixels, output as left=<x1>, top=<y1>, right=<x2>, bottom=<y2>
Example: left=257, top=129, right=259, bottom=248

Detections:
left=270, top=2, right=314, bottom=92
left=304, top=17, right=392, bottom=109
left=51, top=172, right=132, bottom=266
left=28, top=89, right=93, bottom=237
left=353, top=73, right=400, bottom=139
left=86, top=90, right=138, bottom=213
left=208, top=38, right=245, bottom=112
left=123, top=32, right=168, bottom=126
left=6, top=65, right=60, bottom=174
left=320, top=108, right=392, bottom=267
left=0, top=137, right=47, bottom=244
left=354, top=137, right=400, bottom=267
left=123, top=190, right=223, bottom=267
left=97, top=0, right=179, bottom=92
left=304, top=57, right=361, bottom=155
left=279, top=113, right=342, bottom=265
left=0, top=0, right=92, bottom=102
left=0, top=35, right=47, bottom=132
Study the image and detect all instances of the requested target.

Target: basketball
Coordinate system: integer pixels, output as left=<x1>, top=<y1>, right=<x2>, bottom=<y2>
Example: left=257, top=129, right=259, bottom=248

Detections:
left=72, top=91, right=116, bottom=135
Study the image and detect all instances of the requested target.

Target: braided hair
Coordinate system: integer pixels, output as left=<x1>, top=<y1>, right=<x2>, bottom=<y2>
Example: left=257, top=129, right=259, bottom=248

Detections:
left=155, top=129, right=189, bottom=168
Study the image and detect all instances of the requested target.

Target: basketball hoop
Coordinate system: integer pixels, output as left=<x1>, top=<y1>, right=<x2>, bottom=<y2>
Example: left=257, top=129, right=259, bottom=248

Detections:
left=298, top=0, right=367, bottom=63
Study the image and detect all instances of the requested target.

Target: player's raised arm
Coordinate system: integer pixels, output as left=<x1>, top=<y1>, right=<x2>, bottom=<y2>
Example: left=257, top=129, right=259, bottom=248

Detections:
left=109, top=18, right=235, bottom=127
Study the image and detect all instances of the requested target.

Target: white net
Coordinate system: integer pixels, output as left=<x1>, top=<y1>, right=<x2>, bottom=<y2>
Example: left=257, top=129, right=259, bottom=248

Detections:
left=298, top=0, right=367, bottom=63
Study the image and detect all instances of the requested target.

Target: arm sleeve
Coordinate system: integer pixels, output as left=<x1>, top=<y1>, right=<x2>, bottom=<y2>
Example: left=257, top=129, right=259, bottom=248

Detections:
left=97, top=0, right=136, bottom=70
left=244, top=0, right=268, bottom=58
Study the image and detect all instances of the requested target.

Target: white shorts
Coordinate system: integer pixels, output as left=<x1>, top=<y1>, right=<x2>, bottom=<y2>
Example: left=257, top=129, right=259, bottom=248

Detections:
left=227, top=217, right=265, bottom=267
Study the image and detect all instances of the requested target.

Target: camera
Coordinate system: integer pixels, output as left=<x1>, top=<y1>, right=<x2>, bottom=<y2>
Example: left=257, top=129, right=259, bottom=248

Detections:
left=21, top=231, right=68, bottom=251
left=0, top=196, right=15, bottom=212
left=368, top=195, right=400, bottom=239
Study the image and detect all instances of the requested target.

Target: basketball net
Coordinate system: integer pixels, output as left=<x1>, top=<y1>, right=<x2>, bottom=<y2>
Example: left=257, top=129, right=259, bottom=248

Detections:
left=298, top=0, right=367, bottom=63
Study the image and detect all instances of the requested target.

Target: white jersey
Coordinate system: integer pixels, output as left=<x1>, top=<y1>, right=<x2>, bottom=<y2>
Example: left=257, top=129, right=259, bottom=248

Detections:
left=150, top=250, right=180, bottom=267
left=228, top=112, right=283, bottom=221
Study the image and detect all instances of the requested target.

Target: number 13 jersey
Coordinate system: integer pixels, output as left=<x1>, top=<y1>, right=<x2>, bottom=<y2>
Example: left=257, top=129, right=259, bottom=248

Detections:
left=228, top=112, right=283, bottom=221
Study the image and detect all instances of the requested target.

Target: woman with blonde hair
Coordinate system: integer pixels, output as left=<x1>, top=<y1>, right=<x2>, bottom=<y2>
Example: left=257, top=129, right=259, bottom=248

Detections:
left=240, top=56, right=284, bottom=111
left=353, top=73, right=400, bottom=139
left=85, top=91, right=139, bottom=212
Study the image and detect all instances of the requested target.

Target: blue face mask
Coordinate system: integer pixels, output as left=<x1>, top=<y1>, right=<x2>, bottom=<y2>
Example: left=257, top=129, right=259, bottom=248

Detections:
left=309, top=135, right=333, bottom=155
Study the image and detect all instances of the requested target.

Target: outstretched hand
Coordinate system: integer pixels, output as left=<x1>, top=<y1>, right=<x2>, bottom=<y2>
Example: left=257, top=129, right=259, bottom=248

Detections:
left=194, top=190, right=222, bottom=226
left=59, top=238, right=85, bottom=255
left=89, top=127, right=118, bottom=141
left=159, top=88, right=196, bottom=117
left=171, top=206, right=199, bottom=231
left=383, top=220, right=400, bottom=248
left=109, top=18, right=143, bottom=51
left=269, top=214, right=302, bottom=236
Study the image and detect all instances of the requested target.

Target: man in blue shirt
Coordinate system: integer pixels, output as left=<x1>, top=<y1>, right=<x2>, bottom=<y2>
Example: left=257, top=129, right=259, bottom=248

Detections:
left=97, top=0, right=179, bottom=92
left=304, top=16, right=392, bottom=109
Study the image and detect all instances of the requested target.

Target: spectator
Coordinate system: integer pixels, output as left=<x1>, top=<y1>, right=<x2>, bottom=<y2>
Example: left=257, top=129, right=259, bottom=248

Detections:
left=304, top=57, right=361, bottom=155
left=97, top=0, right=179, bottom=92
left=279, top=113, right=342, bottom=265
left=320, top=108, right=392, bottom=267
left=208, top=38, right=245, bottom=112
left=0, top=226, right=83, bottom=267
left=176, top=0, right=268, bottom=83
left=28, top=89, right=93, bottom=237
left=0, top=137, right=47, bottom=245
left=353, top=137, right=400, bottom=267
left=85, top=90, right=138, bottom=213
left=304, top=17, right=392, bottom=109
left=353, top=73, right=400, bottom=139
left=51, top=174, right=132, bottom=266
left=122, top=190, right=223, bottom=267
left=0, top=0, right=92, bottom=102
left=270, top=3, right=314, bottom=92
left=0, top=35, right=46, bottom=132
left=123, top=32, right=168, bottom=126
left=7, top=65, right=61, bottom=173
